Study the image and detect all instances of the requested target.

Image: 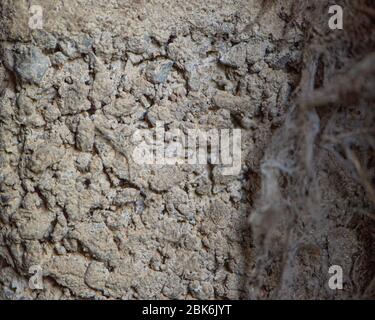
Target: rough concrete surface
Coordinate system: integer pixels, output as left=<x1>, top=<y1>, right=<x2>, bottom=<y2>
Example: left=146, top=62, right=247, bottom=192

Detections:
left=0, top=0, right=374, bottom=300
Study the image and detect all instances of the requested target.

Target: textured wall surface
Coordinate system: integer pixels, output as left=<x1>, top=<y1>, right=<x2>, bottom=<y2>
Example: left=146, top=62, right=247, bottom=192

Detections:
left=0, top=0, right=374, bottom=300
